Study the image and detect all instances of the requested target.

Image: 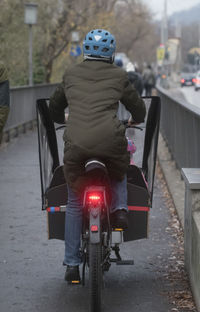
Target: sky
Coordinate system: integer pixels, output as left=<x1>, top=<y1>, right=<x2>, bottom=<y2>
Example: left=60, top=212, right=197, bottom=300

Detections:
left=142, top=0, right=200, bottom=19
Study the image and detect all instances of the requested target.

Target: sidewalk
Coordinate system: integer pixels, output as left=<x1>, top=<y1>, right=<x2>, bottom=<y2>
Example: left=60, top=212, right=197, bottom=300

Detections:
left=0, top=129, right=197, bottom=312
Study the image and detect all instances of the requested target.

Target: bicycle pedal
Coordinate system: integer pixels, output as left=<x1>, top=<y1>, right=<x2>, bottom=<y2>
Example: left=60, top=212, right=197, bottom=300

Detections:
left=116, top=260, right=134, bottom=265
left=110, top=258, right=117, bottom=262
left=68, top=280, right=81, bottom=285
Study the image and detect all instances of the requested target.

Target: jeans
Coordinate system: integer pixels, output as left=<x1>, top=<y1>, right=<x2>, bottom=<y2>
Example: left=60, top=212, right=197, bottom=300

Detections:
left=64, top=176, right=128, bottom=266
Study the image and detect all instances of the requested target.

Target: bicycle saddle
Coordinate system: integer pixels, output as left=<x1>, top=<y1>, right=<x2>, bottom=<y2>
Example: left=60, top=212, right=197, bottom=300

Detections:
left=85, top=159, right=107, bottom=174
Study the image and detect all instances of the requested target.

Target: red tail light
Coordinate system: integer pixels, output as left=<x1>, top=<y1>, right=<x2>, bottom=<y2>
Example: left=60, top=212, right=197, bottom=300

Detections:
left=83, top=186, right=107, bottom=208
left=192, top=78, right=196, bottom=83
left=86, top=192, right=104, bottom=206
left=181, top=79, right=185, bottom=83
left=89, top=194, right=101, bottom=201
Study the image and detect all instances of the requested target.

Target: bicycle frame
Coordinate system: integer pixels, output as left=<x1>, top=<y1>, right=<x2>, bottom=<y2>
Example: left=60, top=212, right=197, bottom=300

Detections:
left=81, top=170, right=134, bottom=311
left=83, top=185, right=109, bottom=244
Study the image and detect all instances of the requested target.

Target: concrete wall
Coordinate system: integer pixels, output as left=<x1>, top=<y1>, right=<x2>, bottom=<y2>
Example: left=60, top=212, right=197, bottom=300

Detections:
left=157, top=85, right=200, bottom=310
left=182, top=169, right=200, bottom=311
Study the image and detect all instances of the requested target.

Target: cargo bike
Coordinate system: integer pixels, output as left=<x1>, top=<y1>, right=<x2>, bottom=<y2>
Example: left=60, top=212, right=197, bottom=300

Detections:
left=36, top=96, right=161, bottom=312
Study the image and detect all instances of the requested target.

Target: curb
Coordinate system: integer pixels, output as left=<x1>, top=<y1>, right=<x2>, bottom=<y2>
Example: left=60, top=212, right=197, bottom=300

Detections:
left=157, top=133, right=185, bottom=229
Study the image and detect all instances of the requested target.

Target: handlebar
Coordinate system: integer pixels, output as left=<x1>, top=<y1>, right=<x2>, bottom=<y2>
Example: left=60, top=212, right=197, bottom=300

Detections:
left=56, top=125, right=66, bottom=130
left=126, top=125, right=143, bottom=131
left=122, top=120, right=143, bottom=131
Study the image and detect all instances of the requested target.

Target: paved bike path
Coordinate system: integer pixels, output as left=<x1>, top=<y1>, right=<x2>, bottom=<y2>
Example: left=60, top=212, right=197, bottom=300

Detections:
left=0, top=130, right=195, bottom=312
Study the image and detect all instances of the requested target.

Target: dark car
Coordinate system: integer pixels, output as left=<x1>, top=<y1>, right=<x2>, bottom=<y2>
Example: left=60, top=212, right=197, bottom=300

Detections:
left=180, top=72, right=195, bottom=87
left=194, top=71, right=200, bottom=91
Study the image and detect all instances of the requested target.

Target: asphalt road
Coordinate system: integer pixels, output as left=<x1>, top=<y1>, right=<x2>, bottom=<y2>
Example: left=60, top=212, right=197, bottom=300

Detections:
left=178, top=85, right=200, bottom=109
left=0, top=130, right=194, bottom=312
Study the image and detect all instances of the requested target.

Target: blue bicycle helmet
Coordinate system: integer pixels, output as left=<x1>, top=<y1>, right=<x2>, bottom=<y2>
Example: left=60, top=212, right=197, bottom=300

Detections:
left=83, top=29, right=116, bottom=61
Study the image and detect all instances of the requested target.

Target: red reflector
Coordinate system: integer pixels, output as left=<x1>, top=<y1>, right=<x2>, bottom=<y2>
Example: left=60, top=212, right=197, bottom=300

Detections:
left=128, top=206, right=150, bottom=211
left=91, top=225, right=98, bottom=232
left=46, top=206, right=61, bottom=212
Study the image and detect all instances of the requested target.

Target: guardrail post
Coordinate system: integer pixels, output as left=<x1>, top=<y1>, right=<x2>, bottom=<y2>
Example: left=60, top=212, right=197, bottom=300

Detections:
left=181, top=168, right=200, bottom=311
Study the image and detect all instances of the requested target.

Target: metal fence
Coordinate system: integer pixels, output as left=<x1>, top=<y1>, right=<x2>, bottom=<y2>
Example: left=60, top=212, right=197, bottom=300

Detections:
left=4, top=83, right=200, bottom=171
left=157, top=85, right=200, bottom=169
left=5, top=83, right=58, bottom=132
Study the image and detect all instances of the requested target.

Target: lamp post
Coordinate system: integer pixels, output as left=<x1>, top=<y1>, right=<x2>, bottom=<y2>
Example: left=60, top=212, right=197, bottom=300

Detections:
left=70, top=31, right=82, bottom=59
left=71, top=31, right=80, bottom=43
left=24, top=3, right=38, bottom=86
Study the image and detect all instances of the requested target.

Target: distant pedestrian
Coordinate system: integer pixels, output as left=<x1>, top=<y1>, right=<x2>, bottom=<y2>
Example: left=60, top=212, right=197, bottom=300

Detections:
left=143, top=65, right=156, bottom=96
left=114, top=58, right=144, bottom=95
left=0, top=62, right=10, bottom=144
left=127, top=71, right=144, bottom=96
left=114, top=57, right=124, bottom=68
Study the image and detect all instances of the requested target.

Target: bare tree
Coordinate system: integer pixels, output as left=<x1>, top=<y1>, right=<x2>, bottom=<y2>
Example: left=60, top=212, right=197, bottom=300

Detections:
left=36, top=0, right=118, bottom=82
left=113, top=0, right=158, bottom=67
left=0, top=0, right=158, bottom=85
left=0, top=0, right=28, bottom=85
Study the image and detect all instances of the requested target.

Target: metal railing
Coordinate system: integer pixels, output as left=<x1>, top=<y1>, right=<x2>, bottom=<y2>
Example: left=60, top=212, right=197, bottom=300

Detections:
left=157, top=85, right=200, bottom=169
left=4, top=82, right=200, bottom=171
left=5, top=83, right=58, bottom=132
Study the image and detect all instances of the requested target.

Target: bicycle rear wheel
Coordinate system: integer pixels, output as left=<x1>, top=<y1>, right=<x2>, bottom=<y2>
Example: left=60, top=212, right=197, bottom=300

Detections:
left=89, top=242, right=102, bottom=312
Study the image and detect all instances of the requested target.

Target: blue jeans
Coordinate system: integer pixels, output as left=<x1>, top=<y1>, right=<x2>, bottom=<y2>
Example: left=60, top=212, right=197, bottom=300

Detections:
left=64, top=176, right=128, bottom=266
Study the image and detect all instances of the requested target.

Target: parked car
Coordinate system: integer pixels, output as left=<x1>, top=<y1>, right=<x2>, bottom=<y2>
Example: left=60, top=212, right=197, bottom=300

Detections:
left=194, top=71, right=200, bottom=91
left=180, top=72, right=195, bottom=87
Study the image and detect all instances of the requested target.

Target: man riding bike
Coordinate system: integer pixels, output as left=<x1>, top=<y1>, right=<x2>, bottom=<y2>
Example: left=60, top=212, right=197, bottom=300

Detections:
left=49, top=29, right=146, bottom=283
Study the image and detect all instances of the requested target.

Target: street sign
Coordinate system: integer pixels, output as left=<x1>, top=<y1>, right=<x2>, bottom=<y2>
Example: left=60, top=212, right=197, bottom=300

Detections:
left=70, top=45, right=82, bottom=57
left=166, top=38, right=180, bottom=64
left=157, top=46, right=165, bottom=61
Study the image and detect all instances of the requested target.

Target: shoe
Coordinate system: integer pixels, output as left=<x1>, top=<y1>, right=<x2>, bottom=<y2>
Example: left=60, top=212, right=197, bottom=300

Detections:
left=111, top=210, right=128, bottom=229
left=64, top=265, right=81, bottom=284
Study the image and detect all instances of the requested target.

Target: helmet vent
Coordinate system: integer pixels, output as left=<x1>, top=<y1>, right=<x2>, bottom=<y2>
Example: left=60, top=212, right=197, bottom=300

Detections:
left=83, top=29, right=116, bottom=60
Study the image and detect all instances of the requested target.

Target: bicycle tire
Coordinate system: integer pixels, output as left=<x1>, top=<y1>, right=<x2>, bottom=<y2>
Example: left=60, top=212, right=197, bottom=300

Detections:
left=89, top=241, right=102, bottom=312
